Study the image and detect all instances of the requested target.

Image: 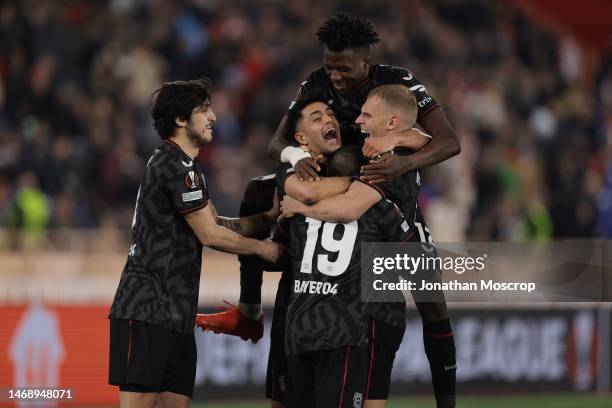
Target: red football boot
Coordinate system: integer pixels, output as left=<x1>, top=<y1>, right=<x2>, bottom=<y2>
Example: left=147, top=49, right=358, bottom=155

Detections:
left=195, top=301, right=263, bottom=343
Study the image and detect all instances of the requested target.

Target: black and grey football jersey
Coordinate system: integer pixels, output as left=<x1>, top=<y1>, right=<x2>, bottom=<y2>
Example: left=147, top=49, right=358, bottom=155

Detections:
left=109, top=139, right=209, bottom=334
left=276, top=164, right=412, bottom=354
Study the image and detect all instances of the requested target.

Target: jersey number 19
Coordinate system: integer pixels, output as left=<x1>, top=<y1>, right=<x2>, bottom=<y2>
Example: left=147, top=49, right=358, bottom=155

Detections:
left=299, top=217, right=358, bottom=277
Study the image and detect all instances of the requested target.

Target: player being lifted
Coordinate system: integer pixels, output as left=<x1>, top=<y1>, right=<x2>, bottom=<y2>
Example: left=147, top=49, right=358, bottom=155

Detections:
left=281, top=85, right=456, bottom=408
left=108, top=79, right=282, bottom=408
left=198, top=10, right=458, bottom=332
left=273, top=91, right=416, bottom=407
left=198, top=12, right=458, bottom=407
left=268, top=92, right=351, bottom=407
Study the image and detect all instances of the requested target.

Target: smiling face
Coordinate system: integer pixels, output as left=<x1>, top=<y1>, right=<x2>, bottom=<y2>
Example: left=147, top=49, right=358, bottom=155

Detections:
left=294, top=101, right=342, bottom=157
left=185, top=101, right=216, bottom=147
left=322, top=47, right=370, bottom=94
left=355, top=95, right=391, bottom=138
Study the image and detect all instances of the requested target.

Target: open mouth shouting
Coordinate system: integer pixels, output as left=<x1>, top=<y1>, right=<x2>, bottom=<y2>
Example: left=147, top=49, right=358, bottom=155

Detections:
left=322, top=126, right=340, bottom=144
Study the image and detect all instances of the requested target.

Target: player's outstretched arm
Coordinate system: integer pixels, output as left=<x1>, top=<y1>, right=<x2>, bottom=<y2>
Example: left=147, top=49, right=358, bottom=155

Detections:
left=213, top=190, right=280, bottom=236
left=267, top=114, right=291, bottom=161
left=185, top=203, right=282, bottom=264
left=281, top=180, right=381, bottom=223
left=285, top=174, right=351, bottom=205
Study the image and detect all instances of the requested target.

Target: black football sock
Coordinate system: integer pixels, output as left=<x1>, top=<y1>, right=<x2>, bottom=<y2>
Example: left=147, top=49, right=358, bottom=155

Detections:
left=423, top=318, right=456, bottom=408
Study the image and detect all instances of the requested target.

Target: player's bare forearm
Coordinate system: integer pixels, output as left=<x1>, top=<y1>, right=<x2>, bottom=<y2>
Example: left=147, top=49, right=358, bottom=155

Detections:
left=297, top=199, right=354, bottom=223
left=406, top=107, right=460, bottom=171
left=307, top=177, right=351, bottom=203
left=207, top=226, right=282, bottom=264
left=208, top=225, right=264, bottom=255
left=267, top=114, right=290, bottom=161
left=285, top=181, right=381, bottom=222
left=286, top=175, right=351, bottom=205
left=185, top=205, right=280, bottom=263
left=396, top=128, right=431, bottom=150
left=217, top=213, right=273, bottom=236
left=216, top=192, right=278, bottom=236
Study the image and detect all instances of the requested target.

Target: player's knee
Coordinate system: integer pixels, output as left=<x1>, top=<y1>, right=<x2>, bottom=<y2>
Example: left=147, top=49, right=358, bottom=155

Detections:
left=119, top=391, right=158, bottom=408
left=158, top=392, right=190, bottom=408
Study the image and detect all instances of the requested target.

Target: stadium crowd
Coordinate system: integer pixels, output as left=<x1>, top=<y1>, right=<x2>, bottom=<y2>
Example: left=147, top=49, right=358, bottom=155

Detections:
left=1, top=0, right=611, bottom=248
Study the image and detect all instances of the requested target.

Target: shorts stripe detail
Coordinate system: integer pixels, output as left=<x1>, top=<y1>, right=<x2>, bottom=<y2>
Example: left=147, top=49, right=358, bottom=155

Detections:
left=366, top=320, right=376, bottom=399
left=339, top=346, right=351, bottom=407
left=127, top=320, right=133, bottom=366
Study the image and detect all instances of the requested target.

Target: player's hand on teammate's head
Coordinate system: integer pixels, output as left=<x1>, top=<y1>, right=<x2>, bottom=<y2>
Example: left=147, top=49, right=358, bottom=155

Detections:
left=360, top=153, right=409, bottom=184
left=294, top=157, right=321, bottom=182
left=362, top=134, right=397, bottom=159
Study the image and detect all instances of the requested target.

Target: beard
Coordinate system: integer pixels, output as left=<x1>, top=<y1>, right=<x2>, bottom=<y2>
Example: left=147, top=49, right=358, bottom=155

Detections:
left=187, top=126, right=209, bottom=148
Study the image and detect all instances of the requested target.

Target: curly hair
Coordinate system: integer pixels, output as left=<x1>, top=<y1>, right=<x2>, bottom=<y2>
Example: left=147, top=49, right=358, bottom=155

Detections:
left=316, top=12, right=380, bottom=52
left=149, top=78, right=211, bottom=139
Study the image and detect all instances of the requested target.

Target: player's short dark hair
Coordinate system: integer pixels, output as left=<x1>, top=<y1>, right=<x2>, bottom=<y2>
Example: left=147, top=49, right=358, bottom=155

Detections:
left=286, top=90, right=330, bottom=141
left=150, top=78, right=212, bottom=139
left=316, top=12, right=380, bottom=53
left=329, top=145, right=364, bottom=176
left=368, top=85, right=418, bottom=127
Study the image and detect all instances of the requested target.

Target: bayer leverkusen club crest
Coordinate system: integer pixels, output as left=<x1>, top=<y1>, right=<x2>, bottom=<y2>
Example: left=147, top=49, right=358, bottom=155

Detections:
left=184, top=171, right=201, bottom=189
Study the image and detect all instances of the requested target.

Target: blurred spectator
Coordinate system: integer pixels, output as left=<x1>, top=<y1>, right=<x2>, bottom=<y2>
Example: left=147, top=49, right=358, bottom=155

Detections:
left=4, top=172, right=49, bottom=249
left=0, top=0, right=608, bottom=244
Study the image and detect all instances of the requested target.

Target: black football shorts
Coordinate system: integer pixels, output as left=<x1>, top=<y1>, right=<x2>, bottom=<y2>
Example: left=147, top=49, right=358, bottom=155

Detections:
left=287, top=345, right=369, bottom=408
left=365, top=319, right=405, bottom=400
left=108, top=318, right=196, bottom=397
left=265, top=299, right=288, bottom=403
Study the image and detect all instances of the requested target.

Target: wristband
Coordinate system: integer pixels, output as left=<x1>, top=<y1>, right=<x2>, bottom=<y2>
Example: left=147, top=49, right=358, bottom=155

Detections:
left=280, top=146, right=311, bottom=166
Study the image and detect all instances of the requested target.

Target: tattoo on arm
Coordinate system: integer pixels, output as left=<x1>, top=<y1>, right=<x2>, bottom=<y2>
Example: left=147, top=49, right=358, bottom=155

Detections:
left=218, top=217, right=242, bottom=233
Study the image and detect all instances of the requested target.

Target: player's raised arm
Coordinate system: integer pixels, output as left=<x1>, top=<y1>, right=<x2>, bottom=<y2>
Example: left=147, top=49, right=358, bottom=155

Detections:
left=404, top=107, right=460, bottom=170
left=267, top=114, right=292, bottom=161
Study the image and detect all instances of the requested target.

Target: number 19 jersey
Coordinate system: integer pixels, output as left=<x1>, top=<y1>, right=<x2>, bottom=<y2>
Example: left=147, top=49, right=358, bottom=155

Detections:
left=276, top=164, right=411, bottom=356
